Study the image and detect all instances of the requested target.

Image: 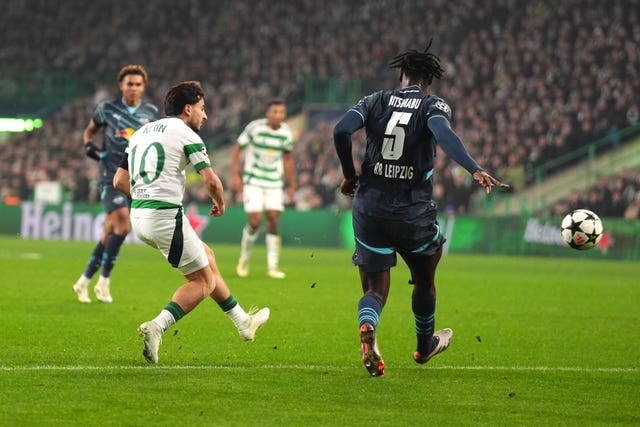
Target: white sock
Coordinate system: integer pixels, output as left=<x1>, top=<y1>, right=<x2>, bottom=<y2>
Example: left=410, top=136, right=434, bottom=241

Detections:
left=152, top=309, right=176, bottom=333
left=266, top=233, right=281, bottom=270
left=225, top=304, right=249, bottom=328
left=240, top=225, right=259, bottom=260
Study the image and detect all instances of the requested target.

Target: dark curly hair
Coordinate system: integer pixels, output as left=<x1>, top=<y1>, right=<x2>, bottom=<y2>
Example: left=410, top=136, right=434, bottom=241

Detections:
left=164, top=81, right=205, bottom=116
left=389, top=40, right=444, bottom=85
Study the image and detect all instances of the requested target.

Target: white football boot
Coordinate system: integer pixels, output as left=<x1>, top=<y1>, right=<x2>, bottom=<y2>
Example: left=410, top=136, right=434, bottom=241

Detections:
left=267, top=268, right=286, bottom=279
left=238, top=307, right=270, bottom=341
left=236, top=257, right=249, bottom=278
left=413, top=328, right=454, bottom=364
left=138, top=321, right=163, bottom=364
left=93, top=276, right=112, bottom=303
left=72, top=277, right=91, bottom=303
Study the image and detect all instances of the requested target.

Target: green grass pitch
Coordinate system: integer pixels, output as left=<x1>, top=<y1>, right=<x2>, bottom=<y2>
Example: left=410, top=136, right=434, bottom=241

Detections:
left=0, top=236, right=638, bottom=426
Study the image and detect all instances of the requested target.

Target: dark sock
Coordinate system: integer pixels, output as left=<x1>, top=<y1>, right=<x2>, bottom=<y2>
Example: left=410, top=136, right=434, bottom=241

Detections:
left=83, top=241, right=105, bottom=278
left=358, top=294, right=383, bottom=329
left=412, top=285, right=436, bottom=354
left=100, top=233, right=126, bottom=278
left=217, top=295, right=238, bottom=312
left=165, top=301, right=185, bottom=322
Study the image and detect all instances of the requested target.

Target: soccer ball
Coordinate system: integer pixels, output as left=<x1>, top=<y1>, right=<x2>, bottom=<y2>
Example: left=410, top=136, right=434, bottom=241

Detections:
left=560, top=209, right=604, bottom=250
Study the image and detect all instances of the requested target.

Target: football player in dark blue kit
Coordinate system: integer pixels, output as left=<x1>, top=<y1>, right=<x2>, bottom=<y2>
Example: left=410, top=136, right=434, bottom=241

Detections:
left=334, top=43, right=509, bottom=377
left=72, top=65, right=159, bottom=303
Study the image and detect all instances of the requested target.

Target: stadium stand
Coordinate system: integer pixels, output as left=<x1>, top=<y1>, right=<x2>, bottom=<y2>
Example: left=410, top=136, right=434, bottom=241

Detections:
left=1, top=0, right=639, bottom=217
left=550, top=168, right=640, bottom=219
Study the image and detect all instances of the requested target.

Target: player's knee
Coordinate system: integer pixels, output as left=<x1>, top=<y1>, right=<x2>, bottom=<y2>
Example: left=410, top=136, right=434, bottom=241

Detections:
left=412, top=279, right=436, bottom=294
left=115, top=223, right=131, bottom=236
left=248, top=218, right=261, bottom=230
left=109, top=210, right=131, bottom=235
left=202, top=279, right=215, bottom=295
left=190, top=271, right=215, bottom=296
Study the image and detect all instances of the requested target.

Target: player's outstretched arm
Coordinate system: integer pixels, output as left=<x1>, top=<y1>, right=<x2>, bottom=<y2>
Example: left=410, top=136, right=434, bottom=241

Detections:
left=428, top=115, right=509, bottom=194
left=472, top=170, right=509, bottom=194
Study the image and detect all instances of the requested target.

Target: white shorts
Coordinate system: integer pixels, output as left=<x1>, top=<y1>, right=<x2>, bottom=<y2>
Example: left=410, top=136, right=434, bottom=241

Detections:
left=243, top=185, right=284, bottom=213
left=131, top=209, right=209, bottom=275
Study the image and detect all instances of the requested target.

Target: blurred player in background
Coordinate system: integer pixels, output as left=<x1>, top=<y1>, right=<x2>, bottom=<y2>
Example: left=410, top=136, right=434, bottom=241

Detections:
left=230, top=98, right=297, bottom=279
left=333, top=43, right=509, bottom=377
left=113, top=81, right=269, bottom=363
left=72, top=65, right=159, bottom=303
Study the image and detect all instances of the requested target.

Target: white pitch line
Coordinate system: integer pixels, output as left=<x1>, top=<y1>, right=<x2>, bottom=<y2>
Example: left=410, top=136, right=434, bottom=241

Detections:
left=0, top=365, right=637, bottom=373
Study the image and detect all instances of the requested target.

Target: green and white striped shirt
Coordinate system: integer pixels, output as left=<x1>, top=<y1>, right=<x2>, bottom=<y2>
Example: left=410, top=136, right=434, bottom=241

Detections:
left=127, top=117, right=211, bottom=215
left=238, top=118, right=294, bottom=189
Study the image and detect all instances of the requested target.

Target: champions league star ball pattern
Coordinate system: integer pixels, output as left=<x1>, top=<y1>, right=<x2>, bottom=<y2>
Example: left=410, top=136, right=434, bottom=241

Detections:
left=561, top=209, right=604, bottom=250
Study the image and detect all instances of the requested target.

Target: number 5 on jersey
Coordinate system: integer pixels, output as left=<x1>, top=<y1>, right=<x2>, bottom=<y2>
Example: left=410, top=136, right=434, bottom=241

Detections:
left=381, top=112, right=412, bottom=160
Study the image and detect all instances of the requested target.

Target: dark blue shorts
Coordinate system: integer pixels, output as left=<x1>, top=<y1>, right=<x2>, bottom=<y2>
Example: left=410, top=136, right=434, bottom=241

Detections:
left=351, top=208, right=445, bottom=273
left=100, top=183, right=130, bottom=214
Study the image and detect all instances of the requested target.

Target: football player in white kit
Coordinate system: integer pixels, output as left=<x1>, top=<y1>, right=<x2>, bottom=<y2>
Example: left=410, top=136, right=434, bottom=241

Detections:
left=114, top=81, right=269, bottom=363
left=230, top=98, right=297, bottom=279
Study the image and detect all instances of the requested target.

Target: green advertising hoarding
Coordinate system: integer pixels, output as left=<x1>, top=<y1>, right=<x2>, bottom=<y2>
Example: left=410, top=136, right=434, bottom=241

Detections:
left=2, top=202, right=639, bottom=260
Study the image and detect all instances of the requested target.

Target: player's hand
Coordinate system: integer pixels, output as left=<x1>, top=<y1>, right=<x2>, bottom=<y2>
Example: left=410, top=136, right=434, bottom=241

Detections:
left=84, top=141, right=103, bottom=161
left=340, top=176, right=358, bottom=197
left=209, top=201, right=225, bottom=217
left=472, top=170, right=510, bottom=194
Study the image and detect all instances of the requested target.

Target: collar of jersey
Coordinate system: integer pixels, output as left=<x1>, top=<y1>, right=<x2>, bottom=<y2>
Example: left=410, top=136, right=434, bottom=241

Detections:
left=121, top=97, right=141, bottom=114
left=400, top=84, right=421, bottom=92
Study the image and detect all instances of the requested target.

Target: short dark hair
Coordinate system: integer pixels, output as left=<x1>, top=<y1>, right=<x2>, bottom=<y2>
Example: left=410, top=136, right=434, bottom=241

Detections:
left=267, top=97, right=286, bottom=109
left=389, top=40, right=444, bottom=85
left=164, top=81, right=205, bottom=116
left=117, top=64, right=148, bottom=83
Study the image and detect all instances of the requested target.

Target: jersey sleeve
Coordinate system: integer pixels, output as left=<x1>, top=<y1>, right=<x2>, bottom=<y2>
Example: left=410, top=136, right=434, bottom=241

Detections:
left=283, top=127, right=295, bottom=152
left=92, top=102, right=108, bottom=126
left=428, top=115, right=481, bottom=174
left=118, top=151, right=129, bottom=170
left=182, top=130, right=211, bottom=172
left=350, top=91, right=381, bottom=125
left=426, top=97, right=453, bottom=121
left=237, top=122, right=253, bottom=148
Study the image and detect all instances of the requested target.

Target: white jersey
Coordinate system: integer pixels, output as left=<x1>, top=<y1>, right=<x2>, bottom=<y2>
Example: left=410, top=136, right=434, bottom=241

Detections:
left=127, top=117, right=211, bottom=218
left=238, top=118, right=294, bottom=189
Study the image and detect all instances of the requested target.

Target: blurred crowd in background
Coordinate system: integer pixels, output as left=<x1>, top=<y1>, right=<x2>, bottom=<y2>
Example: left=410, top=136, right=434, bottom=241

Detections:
left=1, top=0, right=639, bottom=218
left=551, top=169, right=640, bottom=220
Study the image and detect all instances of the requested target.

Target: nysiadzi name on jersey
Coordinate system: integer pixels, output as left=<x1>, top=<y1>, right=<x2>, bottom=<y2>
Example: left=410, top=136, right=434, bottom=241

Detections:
left=374, top=162, right=414, bottom=179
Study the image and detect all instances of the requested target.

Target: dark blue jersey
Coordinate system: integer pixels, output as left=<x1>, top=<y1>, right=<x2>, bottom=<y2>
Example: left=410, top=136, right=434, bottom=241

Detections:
left=93, top=98, right=159, bottom=185
left=348, top=85, right=452, bottom=218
